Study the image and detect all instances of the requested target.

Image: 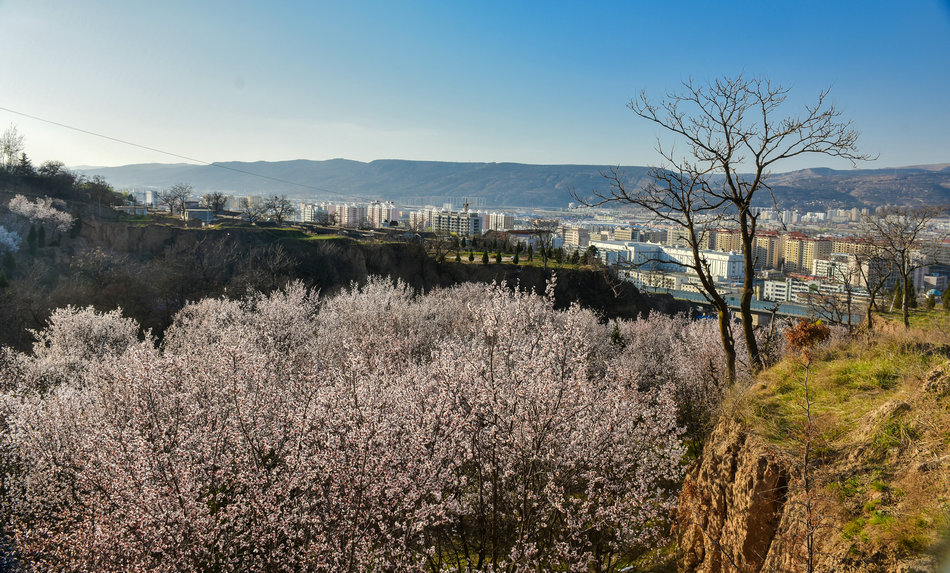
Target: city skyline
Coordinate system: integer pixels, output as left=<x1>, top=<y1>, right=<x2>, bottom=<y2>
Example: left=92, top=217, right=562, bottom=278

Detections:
left=1, top=1, right=948, bottom=171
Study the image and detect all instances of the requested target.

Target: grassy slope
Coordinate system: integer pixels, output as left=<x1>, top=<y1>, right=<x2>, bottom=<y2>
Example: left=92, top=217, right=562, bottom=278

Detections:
left=745, top=311, right=950, bottom=567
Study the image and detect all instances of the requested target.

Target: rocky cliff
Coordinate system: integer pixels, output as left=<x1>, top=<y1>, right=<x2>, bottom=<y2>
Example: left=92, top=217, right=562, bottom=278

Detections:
left=677, top=419, right=790, bottom=572
left=77, top=219, right=685, bottom=320
left=677, top=330, right=950, bottom=572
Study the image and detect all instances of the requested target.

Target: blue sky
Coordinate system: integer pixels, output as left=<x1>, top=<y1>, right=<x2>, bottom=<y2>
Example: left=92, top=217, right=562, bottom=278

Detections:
left=1, top=0, right=948, bottom=170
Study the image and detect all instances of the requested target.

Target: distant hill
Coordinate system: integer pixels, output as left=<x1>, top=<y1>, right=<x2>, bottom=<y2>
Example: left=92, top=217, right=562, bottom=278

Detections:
left=78, top=159, right=950, bottom=209
left=766, top=165, right=950, bottom=210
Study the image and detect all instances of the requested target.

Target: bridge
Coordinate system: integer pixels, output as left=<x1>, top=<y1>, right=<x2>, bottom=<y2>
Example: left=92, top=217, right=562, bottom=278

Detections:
left=641, top=287, right=863, bottom=326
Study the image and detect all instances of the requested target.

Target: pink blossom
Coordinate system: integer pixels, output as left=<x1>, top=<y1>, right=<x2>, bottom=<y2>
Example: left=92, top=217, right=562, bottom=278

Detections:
left=1, top=279, right=693, bottom=571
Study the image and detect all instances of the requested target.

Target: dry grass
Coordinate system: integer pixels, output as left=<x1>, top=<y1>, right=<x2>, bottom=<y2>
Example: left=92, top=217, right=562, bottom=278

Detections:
left=744, top=314, right=950, bottom=564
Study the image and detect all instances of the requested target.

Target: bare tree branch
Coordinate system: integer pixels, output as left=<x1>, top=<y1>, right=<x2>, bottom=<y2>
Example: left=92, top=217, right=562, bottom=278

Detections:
left=581, top=74, right=872, bottom=374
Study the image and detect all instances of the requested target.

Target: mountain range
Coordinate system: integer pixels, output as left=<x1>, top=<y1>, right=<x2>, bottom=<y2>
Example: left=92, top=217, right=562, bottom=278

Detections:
left=78, top=159, right=950, bottom=210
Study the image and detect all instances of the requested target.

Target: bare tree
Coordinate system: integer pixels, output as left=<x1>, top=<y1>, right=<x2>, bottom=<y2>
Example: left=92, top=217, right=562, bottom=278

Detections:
left=785, top=319, right=831, bottom=573
left=585, top=166, right=740, bottom=384
left=201, top=192, right=227, bottom=214
left=167, top=183, right=194, bottom=219
left=531, top=219, right=560, bottom=270
left=861, top=206, right=944, bottom=328
left=0, top=124, right=24, bottom=170
left=625, top=75, right=870, bottom=372
left=241, top=243, right=298, bottom=293
left=238, top=197, right=263, bottom=223
left=156, top=190, right=176, bottom=215
left=852, top=250, right=893, bottom=342
left=404, top=215, right=426, bottom=233
left=261, top=195, right=296, bottom=226
left=806, top=256, right=863, bottom=333
left=428, top=231, right=454, bottom=263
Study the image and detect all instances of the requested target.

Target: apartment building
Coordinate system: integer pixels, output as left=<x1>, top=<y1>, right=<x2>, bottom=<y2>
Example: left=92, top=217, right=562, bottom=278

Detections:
left=832, top=238, right=877, bottom=258
left=783, top=233, right=830, bottom=274
left=563, top=227, right=591, bottom=248
left=590, top=240, right=744, bottom=281
left=752, top=232, right=783, bottom=270
left=431, top=210, right=482, bottom=236
left=713, top=228, right=743, bottom=253
left=335, top=204, right=368, bottom=227
left=366, top=201, right=396, bottom=228
left=487, top=212, right=514, bottom=231
left=813, top=253, right=860, bottom=285
left=763, top=277, right=868, bottom=304
left=613, top=227, right=636, bottom=241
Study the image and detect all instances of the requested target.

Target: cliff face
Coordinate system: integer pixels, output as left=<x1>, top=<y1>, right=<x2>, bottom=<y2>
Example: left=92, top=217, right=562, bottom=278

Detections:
left=677, top=419, right=791, bottom=573
left=676, top=416, right=946, bottom=573
left=77, top=220, right=686, bottom=321
left=677, top=337, right=950, bottom=573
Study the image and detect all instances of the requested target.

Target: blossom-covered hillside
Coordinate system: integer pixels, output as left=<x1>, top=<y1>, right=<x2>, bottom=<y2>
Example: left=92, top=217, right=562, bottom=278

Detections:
left=0, top=279, right=735, bottom=572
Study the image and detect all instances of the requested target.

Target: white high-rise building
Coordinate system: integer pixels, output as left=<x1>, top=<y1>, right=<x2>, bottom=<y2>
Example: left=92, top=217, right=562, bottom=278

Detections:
left=367, top=201, right=396, bottom=228
left=487, top=212, right=514, bottom=231
left=298, top=203, right=329, bottom=224
left=336, top=204, right=368, bottom=227
left=432, top=210, right=482, bottom=236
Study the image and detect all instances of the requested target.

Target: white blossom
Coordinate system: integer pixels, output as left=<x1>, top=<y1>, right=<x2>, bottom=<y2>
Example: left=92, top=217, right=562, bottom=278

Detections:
left=0, top=279, right=705, bottom=571
left=7, top=194, right=75, bottom=232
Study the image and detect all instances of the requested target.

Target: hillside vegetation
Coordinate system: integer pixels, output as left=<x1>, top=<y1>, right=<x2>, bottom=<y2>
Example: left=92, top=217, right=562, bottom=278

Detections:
left=678, top=313, right=950, bottom=572
left=0, top=279, right=732, bottom=571
left=0, top=176, right=679, bottom=351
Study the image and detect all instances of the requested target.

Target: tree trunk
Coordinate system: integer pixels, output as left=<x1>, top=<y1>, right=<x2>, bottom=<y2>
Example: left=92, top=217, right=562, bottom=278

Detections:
left=846, top=292, right=853, bottom=333
left=902, top=282, right=911, bottom=328
left=739, top=226, right=763, bottom=371
left=717, top=305, right=737, bottom=385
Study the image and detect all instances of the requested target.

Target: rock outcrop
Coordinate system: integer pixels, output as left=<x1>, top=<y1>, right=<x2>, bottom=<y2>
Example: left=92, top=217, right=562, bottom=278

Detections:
left=78, top=220, right=686, bottom=321
left=677, top=419, right=790, bottom=573
left=678, top=392, right=950, bottom=572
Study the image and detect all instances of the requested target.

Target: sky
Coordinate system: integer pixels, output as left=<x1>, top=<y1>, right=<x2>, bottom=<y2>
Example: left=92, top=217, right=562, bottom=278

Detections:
left=0, top=0, right=949, bottom=171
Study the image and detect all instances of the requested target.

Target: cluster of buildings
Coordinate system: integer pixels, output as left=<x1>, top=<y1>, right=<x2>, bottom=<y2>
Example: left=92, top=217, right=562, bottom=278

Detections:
left=556, top=221, right=948, bottom=306
left=297, top=201, right=398, bottom=228
left=130, top=187, right=524, bottom=237
left=295, top=200, right=516, bottom=237
left=128, top=186, right=947, bottom=310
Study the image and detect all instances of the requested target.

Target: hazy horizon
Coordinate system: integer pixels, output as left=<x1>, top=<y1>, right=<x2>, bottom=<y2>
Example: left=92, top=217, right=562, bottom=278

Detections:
left=72, top=157, right=950, bottom=174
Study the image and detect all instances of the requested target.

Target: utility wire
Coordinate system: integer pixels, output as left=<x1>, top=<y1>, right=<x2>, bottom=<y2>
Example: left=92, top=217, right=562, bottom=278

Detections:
left=0, top=104, right=369, bottom=201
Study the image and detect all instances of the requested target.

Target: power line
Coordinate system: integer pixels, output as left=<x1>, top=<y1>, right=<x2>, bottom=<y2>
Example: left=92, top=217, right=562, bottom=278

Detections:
left=0, top=104, right=369, bottom=200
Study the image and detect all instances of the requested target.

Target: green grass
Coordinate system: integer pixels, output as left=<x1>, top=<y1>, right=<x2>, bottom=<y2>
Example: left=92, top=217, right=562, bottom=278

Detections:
left=869, top=509, right=894, bottom=529
left=869, top=479, right=890, bottom=493
left=752, top=329, right=941, bottom=451
left=864, top=498, right=882, bottom=513
left=843, top=517, right=868, bottom=541
left=303, top=234, right=349, bottom=241
left=869, top=419, right=920, bottom=462
left=826, top=356, right=900, bottom=391
left=878, top=308, right=950, bottom=330
left=744, top=314, right=950, bottom=565
left=831, top=476, right=862, bottom=500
